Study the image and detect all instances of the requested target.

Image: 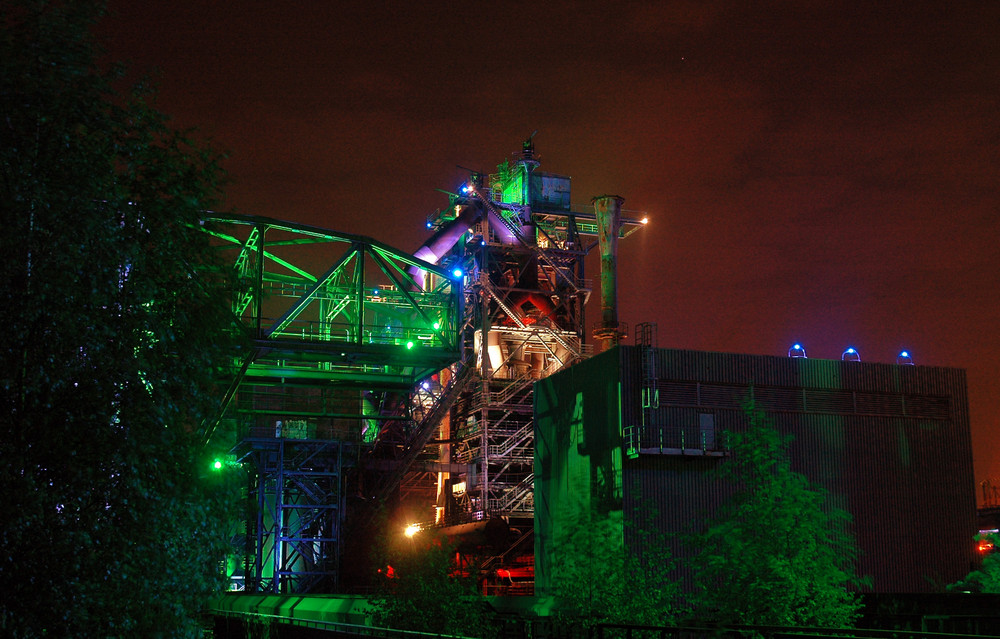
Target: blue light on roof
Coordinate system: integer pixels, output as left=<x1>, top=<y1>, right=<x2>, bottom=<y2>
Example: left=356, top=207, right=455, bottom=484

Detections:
left=788, top=343, right=807, bottom=358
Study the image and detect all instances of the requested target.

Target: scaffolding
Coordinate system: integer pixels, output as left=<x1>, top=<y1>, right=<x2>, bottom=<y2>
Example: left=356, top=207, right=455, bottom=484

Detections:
left=395, top=141, right=646, bottom=543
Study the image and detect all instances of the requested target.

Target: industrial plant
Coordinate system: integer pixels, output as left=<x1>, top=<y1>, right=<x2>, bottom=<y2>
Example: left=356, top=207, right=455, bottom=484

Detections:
left=205, top=137, right=645, bottom=595
left=205, top=139, right=977, bottom=619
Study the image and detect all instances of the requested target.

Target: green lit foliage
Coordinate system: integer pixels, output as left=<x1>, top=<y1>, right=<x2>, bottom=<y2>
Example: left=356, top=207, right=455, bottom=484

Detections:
left=549, top=496, right=685, bottom=629
left=948, top=534, right=1000, bottom=593
left=688, top=396, right=866, bottom=627
left=0, top=1, right=239, bottom=636
left=368, top=524, right=494, bottom=638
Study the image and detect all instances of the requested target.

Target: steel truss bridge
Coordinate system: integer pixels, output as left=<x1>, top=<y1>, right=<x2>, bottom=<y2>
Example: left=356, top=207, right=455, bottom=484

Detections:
left=202, top=214, right=464, bottom=593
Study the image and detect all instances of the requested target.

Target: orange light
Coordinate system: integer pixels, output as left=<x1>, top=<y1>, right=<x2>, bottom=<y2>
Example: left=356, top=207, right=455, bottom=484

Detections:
left=978, top=539, right=994, bottom=553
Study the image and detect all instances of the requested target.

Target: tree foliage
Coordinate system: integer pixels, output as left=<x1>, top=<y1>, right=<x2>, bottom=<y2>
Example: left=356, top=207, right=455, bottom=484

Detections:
left=1, top=1, right=238, bottom=636
left=368, top=526, right=493, bottom=638
left=948, top=534, right=1000, bottom=593
left=548, top=496, right=686, bottom=629
left=688, top=396, right=866, bottom=627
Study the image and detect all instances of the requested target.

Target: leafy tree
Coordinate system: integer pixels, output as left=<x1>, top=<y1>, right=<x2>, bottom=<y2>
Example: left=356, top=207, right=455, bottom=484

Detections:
left=1, top=1, right=238, bottom=636
left=369, top=525, right=494, bottom=638
left=548, top=496, right=685, bottom=629
left=948, top=534, right=1000, bottom=593
left=687, top=396, right=866, bottom=627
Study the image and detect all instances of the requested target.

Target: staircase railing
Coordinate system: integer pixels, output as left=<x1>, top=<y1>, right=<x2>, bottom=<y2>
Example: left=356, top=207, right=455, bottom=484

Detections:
left=371, top=361, right=474, bottom=504
left=489, top=421, right=534, bottom=458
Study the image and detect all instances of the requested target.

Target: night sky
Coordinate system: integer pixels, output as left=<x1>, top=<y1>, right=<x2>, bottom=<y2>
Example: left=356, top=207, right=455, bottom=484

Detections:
left=100, top=2, right=1000, bottom=500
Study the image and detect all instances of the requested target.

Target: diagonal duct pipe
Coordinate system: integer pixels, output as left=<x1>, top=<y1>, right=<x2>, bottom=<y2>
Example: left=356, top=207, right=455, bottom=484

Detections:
left=592, top=194, right=624, bottom=346
left=407, top=204, right=483, bottom=290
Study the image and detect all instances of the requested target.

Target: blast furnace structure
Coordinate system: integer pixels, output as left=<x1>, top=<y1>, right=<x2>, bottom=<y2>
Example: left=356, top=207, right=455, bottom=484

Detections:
left=206, top=140, right=646, bottom=593
left=366, top=139, right=646, bottom=588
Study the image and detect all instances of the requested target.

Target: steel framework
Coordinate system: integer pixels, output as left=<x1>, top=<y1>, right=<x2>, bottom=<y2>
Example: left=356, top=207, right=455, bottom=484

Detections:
left=203, top=143, right=645, bottom=593
left=385, top=143, right=646, bottom=545
left=203, top=214, right=464, bottom=592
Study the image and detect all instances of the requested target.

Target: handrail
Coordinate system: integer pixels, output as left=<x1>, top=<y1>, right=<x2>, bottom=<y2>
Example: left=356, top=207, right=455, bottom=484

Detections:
left=593, top=622, right=1000, bottom=639
left=371, top=362, right=474, bottom=504
left=210, top=609, right=477, bottom=639
left=489, top=421, right=534, bottom=458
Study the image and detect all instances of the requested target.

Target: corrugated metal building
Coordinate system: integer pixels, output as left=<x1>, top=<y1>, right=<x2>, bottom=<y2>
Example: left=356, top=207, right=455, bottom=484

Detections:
left=534, top=345, right=976, bottom=594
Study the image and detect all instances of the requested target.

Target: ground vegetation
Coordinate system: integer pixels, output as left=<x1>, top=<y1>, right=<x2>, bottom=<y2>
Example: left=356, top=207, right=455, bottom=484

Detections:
left=368, top=524, right=494, bottom=638
left=548, top=496, right=686, bottom=629
left=949, top=534, right=1000, bottom=593
left=687, top=396, right=867, bottom=626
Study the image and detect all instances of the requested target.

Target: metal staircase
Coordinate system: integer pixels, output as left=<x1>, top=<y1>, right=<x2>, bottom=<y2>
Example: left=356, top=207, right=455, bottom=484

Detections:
left=371, top=361, right=474, bottom=504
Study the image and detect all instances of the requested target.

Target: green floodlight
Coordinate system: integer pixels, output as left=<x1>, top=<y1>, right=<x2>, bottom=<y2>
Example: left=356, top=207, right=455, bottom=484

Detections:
left=405, top=341, right=414, bottom=350
left=433, top=321, right=441, bottom=330
left=212, top=459, right=224, bottom=470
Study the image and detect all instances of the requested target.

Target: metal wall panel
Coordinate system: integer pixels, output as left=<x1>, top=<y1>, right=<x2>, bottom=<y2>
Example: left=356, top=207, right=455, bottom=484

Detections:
left=538, top=345, right=977, bottom=594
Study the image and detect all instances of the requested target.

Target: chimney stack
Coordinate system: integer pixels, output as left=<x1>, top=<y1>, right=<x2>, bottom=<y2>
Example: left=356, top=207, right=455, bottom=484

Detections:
left=592, top=194, right=625, bottom=346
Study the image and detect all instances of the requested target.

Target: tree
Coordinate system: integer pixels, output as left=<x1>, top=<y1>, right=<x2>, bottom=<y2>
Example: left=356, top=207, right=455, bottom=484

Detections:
left=948, top=534, right=1000, bottom=593
left=1, top=1, right=238, bottom=636
left=368, top=525, right=494, bottom=638
left=548, top=495, right=686, bottom=629
left=687, top=396, right=866, bottom=627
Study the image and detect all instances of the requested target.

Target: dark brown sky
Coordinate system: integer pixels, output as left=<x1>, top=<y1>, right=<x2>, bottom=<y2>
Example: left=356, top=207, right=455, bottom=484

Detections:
left=101, top=1, right=1000, bottom=499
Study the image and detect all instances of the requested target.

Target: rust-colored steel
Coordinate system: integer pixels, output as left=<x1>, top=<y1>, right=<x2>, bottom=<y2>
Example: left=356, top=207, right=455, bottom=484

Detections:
left=592, top=194, right=625, bottom=345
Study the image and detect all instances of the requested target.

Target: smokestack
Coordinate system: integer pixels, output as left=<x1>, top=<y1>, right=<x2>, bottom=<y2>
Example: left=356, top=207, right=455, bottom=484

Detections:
left=592, top=194, right=624, bottom=346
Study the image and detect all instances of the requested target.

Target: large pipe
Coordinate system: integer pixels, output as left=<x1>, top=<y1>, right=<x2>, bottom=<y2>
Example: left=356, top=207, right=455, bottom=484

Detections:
left=486, top=210, right=521, bottom=245
left=408, top=204, right=483, bottom=289
left=593, top=194, right=624, bottom=345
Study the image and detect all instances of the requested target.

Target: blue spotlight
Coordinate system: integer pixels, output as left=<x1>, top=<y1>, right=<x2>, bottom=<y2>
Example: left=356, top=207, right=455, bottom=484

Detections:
left=897, top=350, right=914, bottom=365
left=842, top=347, right=861, bottom=362
left=788, top=343, right=807, bottom=358
left=451, top=267, right=464, bottom=280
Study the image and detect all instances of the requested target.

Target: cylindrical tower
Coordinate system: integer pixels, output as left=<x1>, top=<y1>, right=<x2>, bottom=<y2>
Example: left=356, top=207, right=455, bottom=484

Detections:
left=592, top=194, right=625, bottom=346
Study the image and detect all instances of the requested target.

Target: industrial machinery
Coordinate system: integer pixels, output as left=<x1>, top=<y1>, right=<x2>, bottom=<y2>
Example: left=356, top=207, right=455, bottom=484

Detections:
left=367, top=138, right=647, bottom=591
left=206, top=139, right=646, bottom=594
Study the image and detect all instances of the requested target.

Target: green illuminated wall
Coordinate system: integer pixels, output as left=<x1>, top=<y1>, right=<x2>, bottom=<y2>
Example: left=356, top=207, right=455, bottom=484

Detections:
left=534, top=348, right=624, bottom=594
left=535, top=345, right=976, bottom=594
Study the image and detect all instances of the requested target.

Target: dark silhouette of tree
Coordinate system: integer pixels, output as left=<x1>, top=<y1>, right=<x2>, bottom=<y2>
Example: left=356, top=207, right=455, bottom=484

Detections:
left=949, top=533, right=1000, bottom=593
left=368, top=525, right=494, bottom=638
left=1, top=1, right=238, bottom=635
left=548, top=495, right=686, bottom=629
left=688, top=395, right=866, bottom=627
